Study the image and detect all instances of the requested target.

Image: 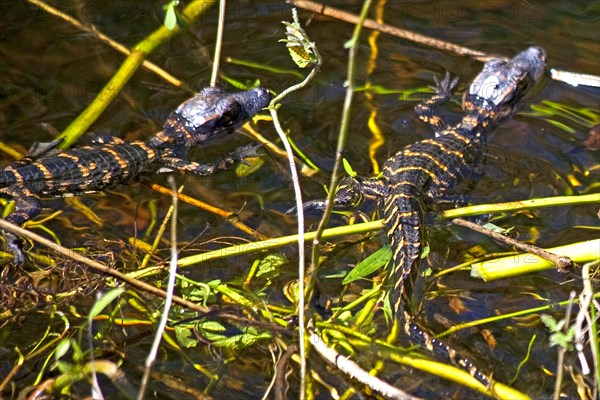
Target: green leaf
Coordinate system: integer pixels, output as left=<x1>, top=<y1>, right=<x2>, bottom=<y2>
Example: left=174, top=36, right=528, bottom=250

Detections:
left=196, top=321, right=271, bottom=350
left=280, top=9, right=317, bottom=69
left=163, top=1, right=179, bottom=30
left=342, top=158, right=357, bottom=177
left=256, top=253, right=287, bottom=279
left=235, top=156, right=265, bottom=177
left=343, top=245, right=391, bottom=284
left=175, top=326, right=198, bottom=348
left=88, top=287, right=125, bottom=321
left=54, top=339, right=71, bottom=361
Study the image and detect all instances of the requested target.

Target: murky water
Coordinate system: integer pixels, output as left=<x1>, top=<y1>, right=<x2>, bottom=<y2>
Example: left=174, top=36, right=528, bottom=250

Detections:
left=0, top=1, right=598, bottom=399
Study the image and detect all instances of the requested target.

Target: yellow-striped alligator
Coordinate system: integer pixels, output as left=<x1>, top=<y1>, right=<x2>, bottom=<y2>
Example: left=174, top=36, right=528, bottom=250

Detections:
left=0, top=87, right=270, bottom=265
left=305, top=47, right=546, bottom=385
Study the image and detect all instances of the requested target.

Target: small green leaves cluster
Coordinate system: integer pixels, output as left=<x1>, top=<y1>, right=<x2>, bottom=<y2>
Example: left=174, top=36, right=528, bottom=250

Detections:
left=280, top=9, right=318, bottom=69
left=541, top=314, right=575, bottom=351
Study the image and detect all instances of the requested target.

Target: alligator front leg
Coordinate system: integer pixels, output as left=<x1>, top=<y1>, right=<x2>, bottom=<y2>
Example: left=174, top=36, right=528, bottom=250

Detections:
left=160, top=144, right=260, bottom=176
left=302, top=176, right=388, bottom=210
left=415, top=72, right=458, bottom=134
left=0, top=186, right=43, bottom=265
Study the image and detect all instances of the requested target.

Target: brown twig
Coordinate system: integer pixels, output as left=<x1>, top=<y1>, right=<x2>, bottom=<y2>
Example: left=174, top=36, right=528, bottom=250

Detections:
left=275, top=343, right=298, bottom=400
left=451, top=218, right=574, bottom=272
left=143, top=181, right=268, bottom=241
left=287, top=0, right=498, bottom=62
left=289, top=0, right=600, bottom=88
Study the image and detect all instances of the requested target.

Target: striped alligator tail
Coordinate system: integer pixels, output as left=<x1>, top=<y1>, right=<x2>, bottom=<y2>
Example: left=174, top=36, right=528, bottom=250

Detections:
left=382, top=193, right=491, bottom=387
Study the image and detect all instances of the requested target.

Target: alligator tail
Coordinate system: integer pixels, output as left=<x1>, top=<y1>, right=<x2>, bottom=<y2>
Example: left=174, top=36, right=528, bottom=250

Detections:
left=382, top=194, right=422, bottom=313
left=382, top=194, right=491, bottom=387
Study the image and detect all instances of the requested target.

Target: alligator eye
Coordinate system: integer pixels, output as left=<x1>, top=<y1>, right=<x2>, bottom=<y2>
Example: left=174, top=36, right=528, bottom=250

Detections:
left=218, top=103, right=241, bottom=127
left=510, top=65, right=527, bottom=81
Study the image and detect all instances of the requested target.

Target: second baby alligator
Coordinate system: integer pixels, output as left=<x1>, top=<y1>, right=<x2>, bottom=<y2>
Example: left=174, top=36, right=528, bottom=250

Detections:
left=305, top=47, right=546, bottom=385
left=0, top=86, right=270, bottom=265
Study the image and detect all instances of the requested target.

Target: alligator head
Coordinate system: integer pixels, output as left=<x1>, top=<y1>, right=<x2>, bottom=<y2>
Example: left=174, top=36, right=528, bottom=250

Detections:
left=151, top=86, right=271, bottom=149
left=466, top=46, right=546, bottom=123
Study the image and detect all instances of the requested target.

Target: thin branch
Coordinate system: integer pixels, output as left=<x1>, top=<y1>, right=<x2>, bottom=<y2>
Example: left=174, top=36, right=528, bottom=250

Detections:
left=452, top=218, right=573, bottom=271
left=289, top=0, right=492, bottom=61
left=307, top=0, right=372, bottom=317
left=143, top=181, right=268, bottom=240
left=210, top=0, right=226, bottom=87
left=267, top=9, right=323, bottom=399
left=138, top=176, right=180, bottom=399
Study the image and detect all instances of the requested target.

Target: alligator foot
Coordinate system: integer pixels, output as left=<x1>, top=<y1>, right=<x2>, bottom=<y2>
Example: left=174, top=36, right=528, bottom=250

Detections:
left=433, top=71, right=459, bottom=99
left=3, top=231, right=26, bottom=265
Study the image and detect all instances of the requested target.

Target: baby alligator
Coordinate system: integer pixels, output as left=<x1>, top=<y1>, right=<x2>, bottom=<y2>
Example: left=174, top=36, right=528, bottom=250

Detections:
left=0, top=86, right=270, bottom=265
left=306, top=47, right=546, bottom=385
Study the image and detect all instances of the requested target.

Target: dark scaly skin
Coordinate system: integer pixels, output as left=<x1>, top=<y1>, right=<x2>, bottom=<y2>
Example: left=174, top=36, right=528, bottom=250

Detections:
left=305, top=47, right=546, bottom=385
left=0, top=87, right=270, bottom=265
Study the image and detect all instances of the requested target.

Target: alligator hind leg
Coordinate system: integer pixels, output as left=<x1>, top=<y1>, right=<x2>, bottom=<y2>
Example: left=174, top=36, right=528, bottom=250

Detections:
left=0, top=186, right=43, bottom=265
left=160, top=144, right=261, bottom=176
left=415, top=72, right=459, bottom=134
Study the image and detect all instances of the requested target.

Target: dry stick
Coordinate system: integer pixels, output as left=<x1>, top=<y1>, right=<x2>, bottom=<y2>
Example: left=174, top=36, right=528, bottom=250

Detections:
left=288, top=0, right=496, bottom=62
left=0, top=219, right=287, bottom=333
left=274, top=344, right=298, bottom=400
left=144, top=181, right=268, bottom=240
left=451, top=218, right=574, bottom=271
left=25, top=0, right=195, bottom=95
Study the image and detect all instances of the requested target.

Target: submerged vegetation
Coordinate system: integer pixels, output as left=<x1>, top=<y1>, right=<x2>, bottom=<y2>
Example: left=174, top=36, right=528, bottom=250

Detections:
left=0, top=1, right=598, bottom=399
